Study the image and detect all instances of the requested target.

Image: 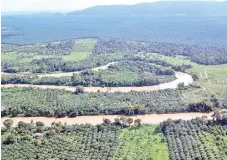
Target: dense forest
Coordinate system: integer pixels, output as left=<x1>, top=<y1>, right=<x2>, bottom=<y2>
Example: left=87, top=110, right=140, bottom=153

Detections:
left=94, top=39, right=227, bottom=65
left=3, top=2, right=227, bottom=45
left=2, top=112, right=227, bottom=160
left=1, top=87, right=220, bottom=117
left=1, top=60, right=177, bottom=87
left=2, top=39, right=194, bottom=74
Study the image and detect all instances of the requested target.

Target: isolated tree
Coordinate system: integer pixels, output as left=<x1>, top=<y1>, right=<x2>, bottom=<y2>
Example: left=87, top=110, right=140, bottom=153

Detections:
left=103, top=118, right=111, bottom=125
left=114, top=118, right=121, bottom=125
left=75, top=85, right=85, bottom=94
left=18, top=121, right=28, bottom=128
left=3, top=119, right=14, bottom=128
left=126, top=118, right=133, bottom=126
left=177, top=82, right=185, bottom=90
left=212, top=111, right=222, bottom=121
left=120, top=116, right=126, bottom=125
left=134, top=119, right=142, bottom=126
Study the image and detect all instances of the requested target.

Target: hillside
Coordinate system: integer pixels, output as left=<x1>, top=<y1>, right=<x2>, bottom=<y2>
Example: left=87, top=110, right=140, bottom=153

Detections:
left=2, top=2, right=227, bottom=44
left=69, top=1, right=227, bottom=16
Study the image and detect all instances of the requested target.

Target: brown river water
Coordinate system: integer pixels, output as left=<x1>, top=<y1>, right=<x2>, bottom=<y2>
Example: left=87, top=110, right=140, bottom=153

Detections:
left=1, top=72, right=193, bottom=93
left=1, top=62, right=199, bottom=126
left=1, top=111, right=222, bottom=127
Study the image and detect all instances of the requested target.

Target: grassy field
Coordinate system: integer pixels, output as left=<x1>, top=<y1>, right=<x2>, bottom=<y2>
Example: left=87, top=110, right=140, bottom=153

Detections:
left=145, top=53, right=227, bottom=103
left=64, top=38, right=97, bottom=61
left=206, top=68, right=227, bottom=78
left=113, top=125, right=169, bottom=160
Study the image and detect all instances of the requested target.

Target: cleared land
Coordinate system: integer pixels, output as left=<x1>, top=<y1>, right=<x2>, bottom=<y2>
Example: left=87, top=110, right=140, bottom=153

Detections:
left=64, top=38, right=97, bottom=61
left=113, top=125, right=169, bottom=160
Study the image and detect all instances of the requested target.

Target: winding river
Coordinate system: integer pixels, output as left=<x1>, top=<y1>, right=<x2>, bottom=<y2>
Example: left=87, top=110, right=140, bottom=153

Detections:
left=1, top=62, right=199, bottom=126
left=1, top=71, right=192, bottom=93
left=1, top=61, right=193, bottom=93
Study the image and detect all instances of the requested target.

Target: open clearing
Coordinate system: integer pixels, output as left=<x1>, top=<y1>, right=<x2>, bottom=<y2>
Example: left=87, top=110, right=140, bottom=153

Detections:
left=206, top=68, right=227, bottom=78
left=64, top=38, right=97, bottom=61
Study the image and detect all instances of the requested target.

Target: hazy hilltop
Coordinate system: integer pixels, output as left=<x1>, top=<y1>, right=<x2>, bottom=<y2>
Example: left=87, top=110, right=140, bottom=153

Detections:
left=69, top=1, right=227, bottom=16
left=2, top=1, right=227, bottom=44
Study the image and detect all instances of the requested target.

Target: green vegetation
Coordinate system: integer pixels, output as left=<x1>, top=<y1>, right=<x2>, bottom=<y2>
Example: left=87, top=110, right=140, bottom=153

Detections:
left=64, top=39, right=97, bottom=61
left=1, top=87, right=188, bottom=117
left=159, top=111, right=227, bottom=160
left=2, top=113, right=227, bottom=160
left=206, top=68, right=227, bottom=78
left=1, top=39, right=97, bottom=73
left=113, top=125, right=169, bottom=160
left=140, top=53, right=227, bottom=105
left=2, top=86, right=224, bottom=117
left=1, top=59, right=176, bottom=87
left=1, top=123, right=120, bottom=160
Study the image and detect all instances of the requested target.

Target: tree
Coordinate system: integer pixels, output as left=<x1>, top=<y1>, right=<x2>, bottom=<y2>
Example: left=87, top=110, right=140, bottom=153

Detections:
left=36, top=121, right=45, bottom=127
left=177, top=83, right=185, bottom=90
left=3, top=119, right=14, bottom=128
left=114, top=118, right=121, bottom=125
left=134, top=119, right=142, bottom=126
left=126, top=118, right=133, bottom=126
left=3, top=134, right=16, bottom=144
left=34, top=139, right=41, bottom=146
left=120, top=116, right=126, bottom=125
left=18, top=121, right=28, bottom=128
left=75, top=85, right=85, bottom=94
left=103, top=118, right=111, bottom=125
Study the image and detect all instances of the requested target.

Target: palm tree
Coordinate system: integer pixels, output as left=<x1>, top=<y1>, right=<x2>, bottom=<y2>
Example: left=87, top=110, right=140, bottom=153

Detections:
left=126, top=118, right=133, bottom=126
left=114, top=118, right=121, bottom=125
left=3, top=119, right=14, bottom=129
left=103, top=118, right=111, bottom=125
left=134, top=119, right=142, bottom=126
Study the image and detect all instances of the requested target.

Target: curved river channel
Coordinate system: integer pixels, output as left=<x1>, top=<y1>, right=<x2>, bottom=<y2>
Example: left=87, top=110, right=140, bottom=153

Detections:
left=1, top=61, right=193, bottom=93
left=1, top=71, right=192, bottom=93
left=1, top=62, right=200, bottom=126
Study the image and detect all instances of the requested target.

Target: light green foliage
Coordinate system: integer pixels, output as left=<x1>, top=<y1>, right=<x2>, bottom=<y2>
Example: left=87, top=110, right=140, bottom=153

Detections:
left=113, top=125, right=169, bottom=160
left=206, top=68, right=227, bottom=77
left=64, top=38, right=97, bottom=61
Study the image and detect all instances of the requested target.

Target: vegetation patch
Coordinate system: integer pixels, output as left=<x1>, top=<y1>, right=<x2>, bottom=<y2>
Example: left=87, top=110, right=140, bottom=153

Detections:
left=113, top=125, right=169, bottom=160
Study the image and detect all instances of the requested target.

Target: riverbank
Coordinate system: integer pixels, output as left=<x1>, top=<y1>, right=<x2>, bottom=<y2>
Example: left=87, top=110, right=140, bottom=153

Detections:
left=1, top=72, right=193, bottom=93
left=2, top=110, right=222, bottom=127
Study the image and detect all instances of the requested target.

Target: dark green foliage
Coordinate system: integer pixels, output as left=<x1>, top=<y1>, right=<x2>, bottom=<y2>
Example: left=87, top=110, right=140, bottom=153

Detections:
left=2, top=60, right=177, bottom=87
left=159, top=119, right=227, bottom=160
left=3, top=119, right=14, bottom=128
left=188, top=101, right=214, bottom=113
left=74, top=85, right=85, bottom=94
left=1, top=87, right=190, bottom=117
left=39, top=40, right=74, bottom=55
left=1, top=123, right=120, bottom=160
left=94, top=39, right=227, bottom=65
